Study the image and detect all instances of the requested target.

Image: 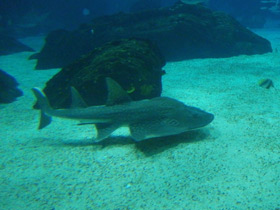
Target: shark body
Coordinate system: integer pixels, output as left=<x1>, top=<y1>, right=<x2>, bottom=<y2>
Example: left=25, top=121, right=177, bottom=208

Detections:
left=32, top=78, right=214, bottom=142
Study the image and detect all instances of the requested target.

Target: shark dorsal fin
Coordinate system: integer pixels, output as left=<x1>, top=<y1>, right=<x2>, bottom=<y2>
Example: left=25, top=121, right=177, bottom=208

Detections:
left=70, top=87, right=87, bottom=108
left=106, top=77, right=132, bottom=106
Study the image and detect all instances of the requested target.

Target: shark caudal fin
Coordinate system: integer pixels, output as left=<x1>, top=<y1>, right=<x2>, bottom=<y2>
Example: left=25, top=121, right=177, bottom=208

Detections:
left=31, top=88, right=52, bottom=129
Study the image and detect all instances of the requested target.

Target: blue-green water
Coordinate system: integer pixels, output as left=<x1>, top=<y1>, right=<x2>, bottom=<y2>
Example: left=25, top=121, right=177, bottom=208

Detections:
left=1, top=29, right=280, bottom=209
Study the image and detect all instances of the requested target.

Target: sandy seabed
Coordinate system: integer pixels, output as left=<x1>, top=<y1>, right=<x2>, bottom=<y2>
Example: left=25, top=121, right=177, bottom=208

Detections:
left=0, top=29, right=280, bottom=210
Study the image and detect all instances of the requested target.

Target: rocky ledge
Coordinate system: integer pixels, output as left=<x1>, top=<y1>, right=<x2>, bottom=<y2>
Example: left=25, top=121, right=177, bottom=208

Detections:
left=31, top=2, right=272, bottom=70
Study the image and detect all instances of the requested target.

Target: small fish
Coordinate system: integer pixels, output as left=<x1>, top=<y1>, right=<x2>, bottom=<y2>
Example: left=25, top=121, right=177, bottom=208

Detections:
left=32, top=78, right=214, bottom=142
left=258, top=79, right=275, bottom=89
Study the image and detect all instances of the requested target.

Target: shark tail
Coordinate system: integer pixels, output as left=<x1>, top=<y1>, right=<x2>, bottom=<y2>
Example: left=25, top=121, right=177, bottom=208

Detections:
left=32, top=88, right=53, bottom=129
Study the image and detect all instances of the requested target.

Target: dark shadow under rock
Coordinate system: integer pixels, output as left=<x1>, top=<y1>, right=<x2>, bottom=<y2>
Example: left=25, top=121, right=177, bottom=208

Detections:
left=31, top=2, right=272, bottom=70
left=36, top=39, right=165, bottom=109
left=0, top=34, right=34, bottom=55
left=0, top=69, right=23, bottom=103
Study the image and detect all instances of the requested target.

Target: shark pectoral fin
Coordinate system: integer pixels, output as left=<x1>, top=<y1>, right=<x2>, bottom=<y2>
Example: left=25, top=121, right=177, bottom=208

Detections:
left=93, top=123, right=119, bottom=142
left=38, top=110, right=52, bottom=129
left=129, top=122, right=160, bottom=142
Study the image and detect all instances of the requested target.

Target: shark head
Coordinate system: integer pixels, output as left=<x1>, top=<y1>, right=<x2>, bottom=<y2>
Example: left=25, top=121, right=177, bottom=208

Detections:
left=128, top=96, right=214, bottom=141
left=177, top=105, right=214, bottom=130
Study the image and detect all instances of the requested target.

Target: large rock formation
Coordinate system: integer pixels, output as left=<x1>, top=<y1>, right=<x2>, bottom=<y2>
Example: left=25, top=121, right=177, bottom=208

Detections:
left=31, top=2, right=272, bottom=70
left=37, top=39, right=165, bottom=109
left=0, top=69, right=23, bottom=103
left=0, top=34, right=34, bottom=55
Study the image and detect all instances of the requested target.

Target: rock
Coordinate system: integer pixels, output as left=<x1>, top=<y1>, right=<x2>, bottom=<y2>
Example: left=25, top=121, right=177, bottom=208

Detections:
left=0, top=69, right=23, bottom=103
left=0, top=34, right=34, bottom=55
left=31, top=2, right=272, bottom=70
left=37, top=39, right=165, bottom=109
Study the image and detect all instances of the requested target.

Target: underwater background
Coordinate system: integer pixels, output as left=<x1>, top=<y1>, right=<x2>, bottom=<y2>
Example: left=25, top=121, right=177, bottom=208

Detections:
left=0, top=0, right=280, bottom=209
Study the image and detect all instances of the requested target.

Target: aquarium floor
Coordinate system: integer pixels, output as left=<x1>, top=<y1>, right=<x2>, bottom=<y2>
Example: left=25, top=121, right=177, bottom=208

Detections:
left=0, top=30, right=280, bottom=210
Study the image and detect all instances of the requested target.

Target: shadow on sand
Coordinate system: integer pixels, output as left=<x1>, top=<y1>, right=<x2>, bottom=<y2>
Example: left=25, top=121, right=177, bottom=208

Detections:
left=49, top=128, right=213, bottom=156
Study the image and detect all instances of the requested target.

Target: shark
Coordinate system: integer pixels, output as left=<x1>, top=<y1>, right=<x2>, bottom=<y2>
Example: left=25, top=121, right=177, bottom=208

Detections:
left=32, top=78, right=214, bottom=142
